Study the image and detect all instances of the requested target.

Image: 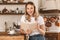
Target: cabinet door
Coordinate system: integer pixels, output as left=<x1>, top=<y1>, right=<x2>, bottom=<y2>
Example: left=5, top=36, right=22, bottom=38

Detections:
left=46, top=37, right=57, bottom=40
left=42, top=0, right=57, bottom=10
left=56, top=0, right=60, bottom=10
left=45, top=33, right=58, bottom=40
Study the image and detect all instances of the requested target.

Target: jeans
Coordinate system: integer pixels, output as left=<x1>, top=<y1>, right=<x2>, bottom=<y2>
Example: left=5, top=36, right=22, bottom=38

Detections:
left=29, top=34, right=45, bottom=40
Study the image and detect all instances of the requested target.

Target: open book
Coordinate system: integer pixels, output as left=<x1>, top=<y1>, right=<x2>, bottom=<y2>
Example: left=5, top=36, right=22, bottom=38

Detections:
left=20, top=22, right=37, bottom=32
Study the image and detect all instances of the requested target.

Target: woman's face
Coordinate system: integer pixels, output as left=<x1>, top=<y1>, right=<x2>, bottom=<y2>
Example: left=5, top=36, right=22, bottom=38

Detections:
left=26, top=4, right=34, bottom=16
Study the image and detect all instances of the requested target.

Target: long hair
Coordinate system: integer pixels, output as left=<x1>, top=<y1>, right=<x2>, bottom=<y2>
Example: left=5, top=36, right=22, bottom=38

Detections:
left=25, top=1, right=39, bottom=22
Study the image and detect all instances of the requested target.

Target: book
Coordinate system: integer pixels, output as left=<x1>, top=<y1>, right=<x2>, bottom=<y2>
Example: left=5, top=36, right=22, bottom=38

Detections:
left=20, top=22, right=37, bottom=32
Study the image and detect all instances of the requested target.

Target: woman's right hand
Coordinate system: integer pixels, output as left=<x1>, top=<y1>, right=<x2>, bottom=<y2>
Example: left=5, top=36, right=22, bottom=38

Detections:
left=25, top=29, right=32, bottom=35
left=20, top=29, right=26, bottom=34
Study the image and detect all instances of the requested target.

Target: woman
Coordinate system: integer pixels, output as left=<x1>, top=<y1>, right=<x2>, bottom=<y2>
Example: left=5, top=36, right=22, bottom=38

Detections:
left=20, top=1, right=45, bottom=40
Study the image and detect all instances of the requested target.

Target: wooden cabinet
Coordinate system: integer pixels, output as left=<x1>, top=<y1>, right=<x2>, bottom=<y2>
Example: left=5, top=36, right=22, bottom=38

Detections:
left=56, top=0, right=60, bottom=10
left=40, top=0, right=60, bottom=10
left=41, top=0, right=57, bottom=10
left=0, top=35, right=25, bottom=40
left=45, top=32, right=60, bottom=40
left=39, top=0, right=60, bottom=13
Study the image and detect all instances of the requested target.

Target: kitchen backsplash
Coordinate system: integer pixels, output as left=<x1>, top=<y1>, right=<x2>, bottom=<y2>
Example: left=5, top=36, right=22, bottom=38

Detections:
left=41, top=13, right=60, bottom=32
left=0, top=15, right=22, bottom=32
left=0, top=13, right=60, bottom=32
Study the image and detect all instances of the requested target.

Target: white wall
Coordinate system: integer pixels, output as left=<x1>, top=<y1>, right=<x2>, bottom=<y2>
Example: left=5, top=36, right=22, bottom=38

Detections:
left=0, top=15, right=22, bottom=32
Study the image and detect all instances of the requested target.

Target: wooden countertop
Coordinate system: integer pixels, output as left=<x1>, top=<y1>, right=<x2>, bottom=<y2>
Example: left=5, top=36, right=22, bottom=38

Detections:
left=0, top=32, right=26, bottom=36
left=45, top=31, right=60, bottom=33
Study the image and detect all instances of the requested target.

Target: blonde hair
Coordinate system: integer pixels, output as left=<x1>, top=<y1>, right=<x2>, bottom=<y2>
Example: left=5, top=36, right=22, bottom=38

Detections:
left=25, top=2, right=39, bottom=22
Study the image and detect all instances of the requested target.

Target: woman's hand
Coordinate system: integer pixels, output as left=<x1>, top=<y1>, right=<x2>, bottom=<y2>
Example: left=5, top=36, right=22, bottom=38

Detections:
left=20, top=29, right=26, bottom=34
left=25, top=29, right=32, bottom=35
left=35, top=24, right=45, bottom=35
left=35, top=23, right=40, bottom=30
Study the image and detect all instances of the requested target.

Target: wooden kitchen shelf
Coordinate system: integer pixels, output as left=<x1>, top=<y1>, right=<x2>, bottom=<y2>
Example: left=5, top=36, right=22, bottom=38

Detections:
left=0, top=13, right=24, bottom=15
left=39, top=9, right=60, bottom=13
left=0, top=3, right=26, bottom=5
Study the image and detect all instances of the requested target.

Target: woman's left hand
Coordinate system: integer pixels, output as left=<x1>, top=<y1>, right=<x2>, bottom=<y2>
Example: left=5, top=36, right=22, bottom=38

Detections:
left=35, top=24, right=45, bottom=35
left=26, top=29, right=32, bottom=35
left=35, top=24, right=40, bottom=30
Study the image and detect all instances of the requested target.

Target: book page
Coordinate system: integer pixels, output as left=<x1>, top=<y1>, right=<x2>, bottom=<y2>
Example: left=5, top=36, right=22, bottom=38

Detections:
left=20, top=22, right=37, bottom=32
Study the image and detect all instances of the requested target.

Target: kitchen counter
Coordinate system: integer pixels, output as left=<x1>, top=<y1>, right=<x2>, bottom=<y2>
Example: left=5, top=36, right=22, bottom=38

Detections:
left=45, top=32, right=60, bottom=40
left=0, top=32, right=26, bottom=40
left=0, top=32, right=26, bottom=36
left=46, top=31, right=60, bottom=33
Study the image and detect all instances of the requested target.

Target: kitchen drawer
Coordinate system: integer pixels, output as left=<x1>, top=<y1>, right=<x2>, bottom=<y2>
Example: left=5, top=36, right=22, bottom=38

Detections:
left=45, top=33, right=58, bottom=37
left=46, top=37, right=57, bottom=40
left=45, top=32, right=60, bottom=40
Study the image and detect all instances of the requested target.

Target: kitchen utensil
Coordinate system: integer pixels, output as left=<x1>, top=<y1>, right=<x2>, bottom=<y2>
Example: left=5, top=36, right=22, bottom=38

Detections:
left=55, top=20, right=60, bottom=27
left=45, top=21, right=52, bottom=27
left=50, top=16, right=56, bottom=23
left=43, top=16, right=48, bottom=22
left=2, top=7, right=9, bottom=13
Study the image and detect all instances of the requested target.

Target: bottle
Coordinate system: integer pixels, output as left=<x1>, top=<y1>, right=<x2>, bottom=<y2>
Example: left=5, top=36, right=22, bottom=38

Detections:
left=16, top=8, right=19, bottom=14
left=5, top=22, right=8, bottom=32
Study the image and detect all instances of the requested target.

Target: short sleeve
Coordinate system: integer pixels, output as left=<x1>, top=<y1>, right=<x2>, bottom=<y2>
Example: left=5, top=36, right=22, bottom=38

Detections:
left=37, top=16, right=45, bottom=25
left=18, top=15, right=25, bottom=25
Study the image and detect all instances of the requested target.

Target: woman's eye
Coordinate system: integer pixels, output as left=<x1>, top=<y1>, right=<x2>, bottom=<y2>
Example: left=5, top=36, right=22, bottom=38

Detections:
left=27, top=8, right=29, bottom=9
left=31, top=7, right=33, bottom=9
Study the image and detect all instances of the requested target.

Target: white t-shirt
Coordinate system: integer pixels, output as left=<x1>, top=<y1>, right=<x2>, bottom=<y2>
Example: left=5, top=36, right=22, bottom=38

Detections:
left=20, top=15, right=44, bottom=36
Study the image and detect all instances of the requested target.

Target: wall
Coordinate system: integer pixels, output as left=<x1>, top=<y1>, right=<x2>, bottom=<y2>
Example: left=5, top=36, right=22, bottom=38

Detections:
left=0, top=15, right=22, bottom=32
